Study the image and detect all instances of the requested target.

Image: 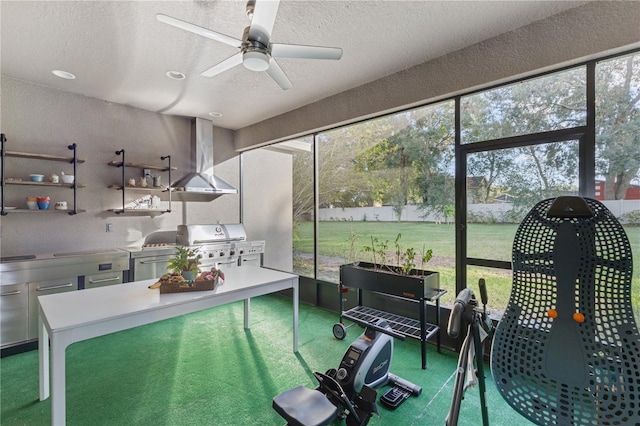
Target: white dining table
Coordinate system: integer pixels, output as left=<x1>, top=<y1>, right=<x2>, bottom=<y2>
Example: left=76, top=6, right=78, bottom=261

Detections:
left=38, top=265, right=299, bottom=426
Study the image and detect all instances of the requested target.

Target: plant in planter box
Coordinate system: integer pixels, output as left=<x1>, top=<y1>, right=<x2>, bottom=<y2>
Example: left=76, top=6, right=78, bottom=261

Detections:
left=168, top=246, right=202, bottom=281
left=363, top=233, right=432, bottom=275
left=343, top=232, right=439, bottom=300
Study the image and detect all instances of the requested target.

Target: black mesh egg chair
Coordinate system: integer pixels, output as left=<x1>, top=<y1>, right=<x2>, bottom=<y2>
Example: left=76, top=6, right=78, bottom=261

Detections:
left=491, top=196, right=640, bottom=426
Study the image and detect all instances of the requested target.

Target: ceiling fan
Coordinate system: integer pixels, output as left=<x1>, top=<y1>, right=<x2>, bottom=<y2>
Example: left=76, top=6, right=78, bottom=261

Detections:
left=156, top=0, right=343, bottom=90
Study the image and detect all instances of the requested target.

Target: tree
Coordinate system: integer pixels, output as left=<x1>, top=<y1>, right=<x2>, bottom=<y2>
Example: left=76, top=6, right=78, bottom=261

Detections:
left=354, top=103, right=455, bottom=221
left=462, top=68, right=584, bottom=213
left=467, top=150, right=514, bottom=203
left=596, top=54, right=640, bottom=200
left=464, top=56, right=640, bottom=204
left=291, top=144, right=314, bottom=223
left=319, top=113, right=412, bottom=209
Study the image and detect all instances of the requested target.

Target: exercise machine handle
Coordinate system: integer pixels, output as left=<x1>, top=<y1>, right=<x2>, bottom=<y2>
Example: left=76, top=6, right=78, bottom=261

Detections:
left=478, top=278, right=488, bottom=306
left=447, top=288, right=473, bottom=339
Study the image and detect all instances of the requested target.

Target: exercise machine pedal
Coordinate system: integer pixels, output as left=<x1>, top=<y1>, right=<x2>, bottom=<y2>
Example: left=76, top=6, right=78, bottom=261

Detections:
left=380, top=386, right=411, bottom=410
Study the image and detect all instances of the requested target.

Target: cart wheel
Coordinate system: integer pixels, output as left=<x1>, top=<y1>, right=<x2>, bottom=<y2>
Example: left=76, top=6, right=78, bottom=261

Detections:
left=333, top=323, right=347, bottom=340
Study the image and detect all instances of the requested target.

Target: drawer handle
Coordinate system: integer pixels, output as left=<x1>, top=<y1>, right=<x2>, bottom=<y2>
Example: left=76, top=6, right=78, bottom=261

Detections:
left=89, top=276, right=120, bottom=284
left=1, top=290, right=21, bottom=296
left=140, top=258, right=172, bottom=264
left=36, top=283, right=73, bottom=291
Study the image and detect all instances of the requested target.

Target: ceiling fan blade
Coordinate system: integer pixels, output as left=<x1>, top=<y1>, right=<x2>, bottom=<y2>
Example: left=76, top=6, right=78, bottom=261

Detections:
left=156, top=14, right=242, bottom=48
left=248, top=0, right=280, bottom=44
left=200, top=53, right=243, bottom=77
left=271, top=43, right=343, bottom=60
left=265, top=58, right=293, bottom=90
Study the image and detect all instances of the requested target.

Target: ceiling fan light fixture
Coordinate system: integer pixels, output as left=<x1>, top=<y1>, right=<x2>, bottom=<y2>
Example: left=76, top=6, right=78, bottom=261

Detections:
left=243, top=50, right=270, bottom=72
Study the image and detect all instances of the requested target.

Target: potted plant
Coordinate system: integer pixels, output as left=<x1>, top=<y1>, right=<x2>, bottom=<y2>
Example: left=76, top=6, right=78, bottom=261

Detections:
left=150, top=248, right=220, bottom=294
left=341, top=233, right=439, bottom=300
left=168, top=246, right=202, bottom=281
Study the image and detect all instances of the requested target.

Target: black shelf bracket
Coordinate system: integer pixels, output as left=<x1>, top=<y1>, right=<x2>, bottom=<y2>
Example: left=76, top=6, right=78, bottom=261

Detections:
left=161, top=155, right=172, bottom=207
left=1, top=133, right=7, bottom=216
left=67, top=143, right=78, bottom=215
left=115, top=149, right=125, bottom=213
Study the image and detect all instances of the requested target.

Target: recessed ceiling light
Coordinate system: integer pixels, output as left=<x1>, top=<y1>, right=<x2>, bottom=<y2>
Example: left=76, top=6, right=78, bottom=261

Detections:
left=52, top=70, right=76, bottom=80
left=208, top=112, right=222, bottom=118
left=166, top=71, right=186, bottom=80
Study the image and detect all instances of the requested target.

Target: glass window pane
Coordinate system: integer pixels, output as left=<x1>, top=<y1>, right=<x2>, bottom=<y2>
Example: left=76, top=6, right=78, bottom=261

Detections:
left=317, top=101, right=456, bottom=302
left=461, top=68, right=586, bottom=143
left=467, top=265, right=513, bottom=318
left=595, top=52, right=640, bottom=325
left=467, top=140, right=580, bottom=261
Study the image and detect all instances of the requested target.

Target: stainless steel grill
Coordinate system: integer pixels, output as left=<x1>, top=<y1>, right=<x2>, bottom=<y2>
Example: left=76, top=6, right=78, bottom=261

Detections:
left=126, top=224, right=265, bottom=282
left=176, top=224, right=265, bottom=271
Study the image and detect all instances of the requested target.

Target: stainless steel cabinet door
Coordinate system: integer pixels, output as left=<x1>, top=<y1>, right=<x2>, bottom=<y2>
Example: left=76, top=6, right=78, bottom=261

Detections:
left=84, top=271, right=123, bottom=289
left=133, top=256, right=172, bottom=281
left=1, top=283, right=29, bottom=347
left=28, top=278, right=78, bottom=339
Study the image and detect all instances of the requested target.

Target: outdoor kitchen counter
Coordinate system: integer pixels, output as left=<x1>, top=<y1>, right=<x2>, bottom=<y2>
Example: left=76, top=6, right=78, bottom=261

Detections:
left=37, top=265, right=299, bottom=426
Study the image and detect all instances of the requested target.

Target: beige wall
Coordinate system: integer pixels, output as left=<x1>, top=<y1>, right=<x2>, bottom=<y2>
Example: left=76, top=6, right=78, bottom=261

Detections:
left=234, top=1, right=640, bottom=150
left=0, top=76, right=240, bottom=257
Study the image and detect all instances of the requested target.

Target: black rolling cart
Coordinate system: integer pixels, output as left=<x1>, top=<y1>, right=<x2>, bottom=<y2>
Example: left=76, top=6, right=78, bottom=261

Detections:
left=333, top=262, right=446, bottom=370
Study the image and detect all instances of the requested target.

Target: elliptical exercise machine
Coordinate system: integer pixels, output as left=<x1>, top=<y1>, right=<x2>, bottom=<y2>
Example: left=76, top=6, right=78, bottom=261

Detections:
left=445, top=279, right=493, bottom=426
left=273, top=319, right=422, bottom=426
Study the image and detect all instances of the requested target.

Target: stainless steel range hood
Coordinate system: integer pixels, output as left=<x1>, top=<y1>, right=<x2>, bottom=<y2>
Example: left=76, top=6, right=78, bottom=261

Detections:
left=171, top=118, right=237, bottom=200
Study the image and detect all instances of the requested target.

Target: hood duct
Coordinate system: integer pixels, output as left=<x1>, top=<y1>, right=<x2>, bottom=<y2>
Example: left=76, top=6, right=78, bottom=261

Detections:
left=171, top=118, right=237, bottom=200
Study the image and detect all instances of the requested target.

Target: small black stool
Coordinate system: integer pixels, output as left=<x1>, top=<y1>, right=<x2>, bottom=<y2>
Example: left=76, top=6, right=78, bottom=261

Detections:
left=273, top=385, right=338, bottom=426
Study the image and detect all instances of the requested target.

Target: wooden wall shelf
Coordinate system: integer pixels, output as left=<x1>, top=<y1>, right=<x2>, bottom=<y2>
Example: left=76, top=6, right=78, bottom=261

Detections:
left=6, top=150, right=86, bottom=163
left=107, top=160, right=175, bottom=171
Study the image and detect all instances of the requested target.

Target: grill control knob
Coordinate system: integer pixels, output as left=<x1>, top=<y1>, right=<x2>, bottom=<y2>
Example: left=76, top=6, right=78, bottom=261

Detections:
left=219, top=252, right=225, bottom=256
left=208, top=253, right=214, bottom=258
left=230, top=250, right=235, bottom=256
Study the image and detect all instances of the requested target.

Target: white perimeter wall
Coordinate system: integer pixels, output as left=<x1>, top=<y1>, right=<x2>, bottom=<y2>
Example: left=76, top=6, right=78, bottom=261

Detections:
left=318, top=200, right=640, bottom=223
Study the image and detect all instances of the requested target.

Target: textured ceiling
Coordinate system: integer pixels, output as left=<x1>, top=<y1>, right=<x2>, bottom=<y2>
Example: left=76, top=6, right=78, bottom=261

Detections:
left=1, top=1, right=588, bottom=130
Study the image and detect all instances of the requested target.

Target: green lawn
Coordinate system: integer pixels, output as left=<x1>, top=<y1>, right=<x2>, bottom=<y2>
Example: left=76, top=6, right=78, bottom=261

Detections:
left=293, top=221, right=640, bottom=323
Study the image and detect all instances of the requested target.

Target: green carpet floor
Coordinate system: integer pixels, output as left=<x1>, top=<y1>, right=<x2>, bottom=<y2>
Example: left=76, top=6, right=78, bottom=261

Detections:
left=0, top=295, right=535, bottom=425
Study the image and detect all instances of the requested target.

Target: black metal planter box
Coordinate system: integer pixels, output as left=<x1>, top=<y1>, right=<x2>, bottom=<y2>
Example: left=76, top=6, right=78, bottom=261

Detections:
left=340, top=261, right=440, bottom=300
left=337, top=262, right=445, bottom=369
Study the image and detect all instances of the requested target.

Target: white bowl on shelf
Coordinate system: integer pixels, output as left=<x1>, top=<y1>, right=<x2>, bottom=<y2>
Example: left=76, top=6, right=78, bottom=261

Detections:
left=61, top=174, right=74, bottom=184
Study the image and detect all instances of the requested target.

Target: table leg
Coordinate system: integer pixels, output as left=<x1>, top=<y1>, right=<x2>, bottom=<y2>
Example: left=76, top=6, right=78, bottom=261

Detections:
left=39, top=306, right=50, bottom=401
left=293, top=279, right=299, bottom=353
left=244, top=298, right=251, bottom=329
left=50, top=333, right=70, bottom=426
